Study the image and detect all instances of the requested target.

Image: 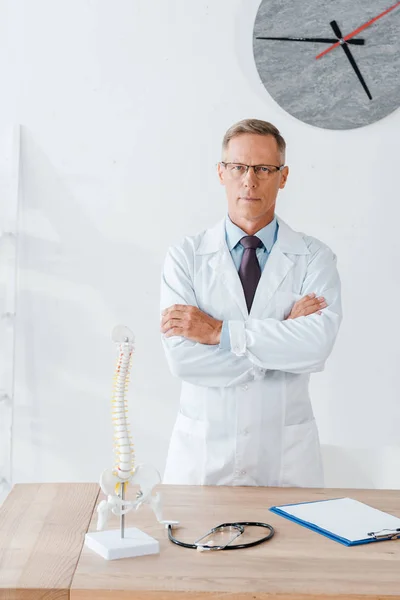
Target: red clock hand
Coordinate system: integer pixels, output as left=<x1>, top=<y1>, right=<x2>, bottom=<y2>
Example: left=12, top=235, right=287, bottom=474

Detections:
left=316, top=1, right=400, bottom=60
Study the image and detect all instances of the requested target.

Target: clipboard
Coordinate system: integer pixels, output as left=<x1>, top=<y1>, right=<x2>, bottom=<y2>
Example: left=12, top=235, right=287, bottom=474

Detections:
left=269, top=497, right=400, bottom=546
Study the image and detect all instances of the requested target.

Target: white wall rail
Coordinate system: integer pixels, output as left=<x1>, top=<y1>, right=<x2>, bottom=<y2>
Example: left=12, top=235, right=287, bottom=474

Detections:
left=0, top=125, right=20, bottom=503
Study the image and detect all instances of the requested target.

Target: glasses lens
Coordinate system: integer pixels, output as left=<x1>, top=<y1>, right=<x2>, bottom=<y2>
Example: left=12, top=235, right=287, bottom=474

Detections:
left=226, top=164, right=247, bottom=178
left=254, top=166, right=276, bottom=179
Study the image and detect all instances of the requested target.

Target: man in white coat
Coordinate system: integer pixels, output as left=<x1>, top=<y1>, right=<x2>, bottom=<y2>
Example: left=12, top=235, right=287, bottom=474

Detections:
left=160, top=119, right=342, bottom=487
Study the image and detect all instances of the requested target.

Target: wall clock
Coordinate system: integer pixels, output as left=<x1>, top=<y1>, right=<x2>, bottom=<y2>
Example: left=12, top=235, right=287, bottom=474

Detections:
left=253, top=1, right=400, bottom=129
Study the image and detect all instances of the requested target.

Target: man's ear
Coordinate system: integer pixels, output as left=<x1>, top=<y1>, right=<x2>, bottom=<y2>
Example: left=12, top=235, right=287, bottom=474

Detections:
left=217, top=162, right=225, bottom=185
left=279, top=165, right=289, bottom=189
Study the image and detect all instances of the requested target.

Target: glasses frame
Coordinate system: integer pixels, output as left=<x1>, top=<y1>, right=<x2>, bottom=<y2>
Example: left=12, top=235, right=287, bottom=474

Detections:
left=220, top=162, right=285, bottom=179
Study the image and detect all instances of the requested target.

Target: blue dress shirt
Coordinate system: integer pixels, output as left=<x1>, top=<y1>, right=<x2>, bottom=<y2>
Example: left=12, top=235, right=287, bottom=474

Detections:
left=219, top=214, right=279, bottom=350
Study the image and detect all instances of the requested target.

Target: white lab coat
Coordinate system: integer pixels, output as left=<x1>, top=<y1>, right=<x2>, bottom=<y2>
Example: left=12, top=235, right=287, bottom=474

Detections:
left=160, top=216, right=342, bottom=487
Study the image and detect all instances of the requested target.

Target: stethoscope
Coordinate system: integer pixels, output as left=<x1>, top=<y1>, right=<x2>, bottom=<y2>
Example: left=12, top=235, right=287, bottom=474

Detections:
left=167, top=521, right=275, bottom=551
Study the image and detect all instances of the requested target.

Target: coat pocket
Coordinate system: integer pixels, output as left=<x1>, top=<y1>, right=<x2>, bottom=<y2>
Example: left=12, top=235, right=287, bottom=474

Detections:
left=175, top=410, right=206, bottom=434
left=280, top=419, right=324, bottom=488
left=162, top=412, right=206, bottom=485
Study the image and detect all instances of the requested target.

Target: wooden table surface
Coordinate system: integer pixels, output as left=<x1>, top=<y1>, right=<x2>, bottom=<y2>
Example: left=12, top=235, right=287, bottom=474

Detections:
left=1, top=484, right=400, bottom=600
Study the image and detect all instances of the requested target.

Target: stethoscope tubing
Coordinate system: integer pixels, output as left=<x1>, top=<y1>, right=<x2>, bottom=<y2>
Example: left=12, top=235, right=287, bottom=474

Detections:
left=167, top=521, right=275, bottom=550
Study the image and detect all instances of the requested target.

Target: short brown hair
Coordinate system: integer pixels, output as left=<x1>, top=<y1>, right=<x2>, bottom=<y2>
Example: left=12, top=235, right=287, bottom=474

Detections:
left=222, top=118, right=286, bottom=161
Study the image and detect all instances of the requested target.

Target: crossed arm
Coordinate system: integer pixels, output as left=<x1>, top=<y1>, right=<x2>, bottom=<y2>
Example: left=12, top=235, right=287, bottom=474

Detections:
left=160, top=244, right=342, bottom=387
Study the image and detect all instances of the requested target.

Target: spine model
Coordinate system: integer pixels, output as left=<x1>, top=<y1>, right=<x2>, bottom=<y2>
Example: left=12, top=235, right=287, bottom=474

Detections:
left=112, top=339, right=135, bottom=491
left=96, top=326, right=176, bottom=532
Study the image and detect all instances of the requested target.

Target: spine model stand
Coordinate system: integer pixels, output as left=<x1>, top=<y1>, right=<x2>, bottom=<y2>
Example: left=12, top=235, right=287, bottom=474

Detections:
left=95, top=326, right=176, bottom=548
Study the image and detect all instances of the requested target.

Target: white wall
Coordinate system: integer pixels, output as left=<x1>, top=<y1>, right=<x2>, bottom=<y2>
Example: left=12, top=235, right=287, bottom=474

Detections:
left=1, top=0, right=400, bottom=492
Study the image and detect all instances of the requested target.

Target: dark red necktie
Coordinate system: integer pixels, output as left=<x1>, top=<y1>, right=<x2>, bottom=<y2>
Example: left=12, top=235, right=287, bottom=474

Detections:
left=238, top=236, right=263, bottom=312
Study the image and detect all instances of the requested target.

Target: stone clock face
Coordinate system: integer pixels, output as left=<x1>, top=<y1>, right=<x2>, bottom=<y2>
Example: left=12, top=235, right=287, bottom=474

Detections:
left=253, top=0, right=400, bottom=129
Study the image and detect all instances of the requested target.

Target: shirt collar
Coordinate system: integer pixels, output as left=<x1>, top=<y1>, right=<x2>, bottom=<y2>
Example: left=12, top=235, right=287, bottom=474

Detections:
left=225, top=214, right=278, bottom=252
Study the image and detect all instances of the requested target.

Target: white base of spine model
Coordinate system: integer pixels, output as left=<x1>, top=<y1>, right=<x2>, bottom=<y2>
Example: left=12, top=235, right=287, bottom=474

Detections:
left=84, top=325, right=178, bottom=561
left=84, top=526, right=160, bottom=561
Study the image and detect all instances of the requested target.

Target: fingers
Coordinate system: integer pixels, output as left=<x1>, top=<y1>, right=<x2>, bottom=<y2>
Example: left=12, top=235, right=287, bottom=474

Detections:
left=298, top=296, right=327, bottom=312
left=315, top=296, right=327, bottom=311
left=161, top=311, right=182, bottom=326
left=161, top=306, right=194, bottom=328
left=289, top=293, right=328, bottom=319
left=161, top=304, right=193, bottom=316
left=161, top=318, right=181, bottom=334
left=300, top=293, right=324, bottom=305
left=161, top=308, right=196, bottom=333
left=296, top=294, right=326, bottom=307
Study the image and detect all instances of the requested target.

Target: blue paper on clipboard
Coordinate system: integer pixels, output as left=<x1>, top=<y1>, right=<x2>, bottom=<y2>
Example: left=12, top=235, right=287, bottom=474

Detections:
left=269, top=497, right=400, bottom=546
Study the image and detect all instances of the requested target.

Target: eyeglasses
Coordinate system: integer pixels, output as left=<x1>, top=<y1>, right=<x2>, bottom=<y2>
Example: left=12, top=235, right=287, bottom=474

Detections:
left=220, top=162, right=285, bottom=180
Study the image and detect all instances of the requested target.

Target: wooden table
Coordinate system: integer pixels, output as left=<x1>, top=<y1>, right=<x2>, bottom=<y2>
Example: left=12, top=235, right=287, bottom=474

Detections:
left=1, top=484, right=400, bottom=599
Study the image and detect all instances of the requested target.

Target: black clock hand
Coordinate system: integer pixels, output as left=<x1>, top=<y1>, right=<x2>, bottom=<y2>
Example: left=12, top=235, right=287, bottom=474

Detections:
left=330, top=20, right=372, bottom=100
left=256, top=36, right=364, bottom=45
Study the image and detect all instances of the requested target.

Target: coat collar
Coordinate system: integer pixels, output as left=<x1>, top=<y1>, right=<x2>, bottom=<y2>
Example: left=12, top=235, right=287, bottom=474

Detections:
left=225, top=214, right=278, bottom=253
left=196, top=215, right=310, bottom=256
left=196, top=215, right=310, bottom=318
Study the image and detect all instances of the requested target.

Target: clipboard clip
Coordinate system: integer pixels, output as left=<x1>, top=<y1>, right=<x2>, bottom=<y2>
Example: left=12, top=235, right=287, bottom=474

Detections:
left=367, top=528, right=400, bottom=540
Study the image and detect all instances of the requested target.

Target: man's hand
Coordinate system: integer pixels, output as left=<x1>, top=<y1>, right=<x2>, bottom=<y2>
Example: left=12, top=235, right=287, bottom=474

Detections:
left=161, top=305, right=222, bottom=345
left=285, top=293, right=327, bottom=320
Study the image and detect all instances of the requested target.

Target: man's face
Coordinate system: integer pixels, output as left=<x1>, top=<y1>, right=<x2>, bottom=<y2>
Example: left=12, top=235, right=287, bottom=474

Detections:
left=218, top=133, right=289, bottom=225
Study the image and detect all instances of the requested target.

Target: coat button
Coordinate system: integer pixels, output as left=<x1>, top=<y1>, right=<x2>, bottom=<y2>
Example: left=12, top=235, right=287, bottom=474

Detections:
left=242, top=428, right=249, bottom=435
left=240, top=470, right=246, bottom=476
left=241, top=384, right=248, bottom=391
